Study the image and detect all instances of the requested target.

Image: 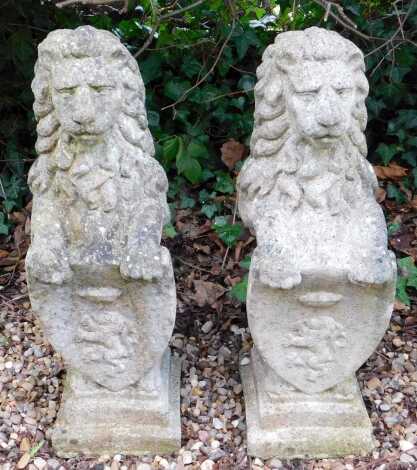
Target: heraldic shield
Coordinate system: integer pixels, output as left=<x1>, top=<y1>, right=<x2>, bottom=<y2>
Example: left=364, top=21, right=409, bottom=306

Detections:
left=247, top=265, right=396, bottom=395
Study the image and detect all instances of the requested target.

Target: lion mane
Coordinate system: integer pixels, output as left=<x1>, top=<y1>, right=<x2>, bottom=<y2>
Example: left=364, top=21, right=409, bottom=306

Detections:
left=29, top=26, right=167, bottom=203
left=238, top=27, right=377, bottom=227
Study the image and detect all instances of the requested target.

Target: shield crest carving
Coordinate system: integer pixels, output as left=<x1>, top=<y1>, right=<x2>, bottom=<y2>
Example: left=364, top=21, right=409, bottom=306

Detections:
left=247, top=267, right=395, bottom=394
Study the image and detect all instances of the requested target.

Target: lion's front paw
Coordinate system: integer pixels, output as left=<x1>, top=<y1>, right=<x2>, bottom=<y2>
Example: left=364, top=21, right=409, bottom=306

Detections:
left=348, top=254, right=395, bottom=286
left=120, top=245, right=169, bottom=281
left=259, top=269, right=302, bottom=290
left=255, top=256, right=301, bottom=290
left=26, top=247, right=72, bottom=285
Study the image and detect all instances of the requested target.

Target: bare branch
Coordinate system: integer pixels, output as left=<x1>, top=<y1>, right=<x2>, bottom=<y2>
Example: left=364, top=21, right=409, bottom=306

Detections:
left=160, top=0, right=207, bottom=20
left=365, top=0, right=416, bottom=58
left=55, top=0, right=128, bottom=10
left=313, top=0, right=381, bottom=42
left=134, top=19, right=161, bottom=58
left=161, top=19, right=236, bottom=111
left=133, top=0, right=207, bottom=57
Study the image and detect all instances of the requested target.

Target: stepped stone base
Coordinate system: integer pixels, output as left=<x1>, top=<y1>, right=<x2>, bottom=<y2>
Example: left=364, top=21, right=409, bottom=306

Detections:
left=241, top=351, right=374, bottom=460
left=50, top=354, right=181, bottom=457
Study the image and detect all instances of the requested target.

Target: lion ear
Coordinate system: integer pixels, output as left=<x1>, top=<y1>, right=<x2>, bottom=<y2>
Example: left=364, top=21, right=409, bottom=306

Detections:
left=108, top=46, right=130, bottom=68
left=263, top=80, right=283, bottom=106
left=28, top=156, right=52, bottom=195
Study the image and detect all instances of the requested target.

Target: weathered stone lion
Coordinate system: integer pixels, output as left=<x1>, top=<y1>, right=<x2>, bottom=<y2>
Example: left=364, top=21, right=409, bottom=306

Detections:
left=26, top=27, right=179, bottom=455
left=28, top=25, right=170, bottom=284
left=238, top=26, right=395, bottom=289
left=238, top=28, right=396, bottom=459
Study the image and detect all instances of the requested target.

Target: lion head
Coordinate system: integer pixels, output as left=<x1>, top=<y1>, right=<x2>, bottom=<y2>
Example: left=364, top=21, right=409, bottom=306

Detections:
left=238, top=27, right=376, bottom=224
left=252, top=26, right=368, bottom=158
left=30, top=26, right=156, bottom=193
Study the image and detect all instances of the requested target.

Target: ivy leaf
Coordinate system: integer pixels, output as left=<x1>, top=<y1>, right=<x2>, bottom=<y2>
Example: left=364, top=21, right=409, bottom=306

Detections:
left=201, top=168, right=215, bottom=182
left=199, top=189, right=211, bottom=203
left=147, top=110, right=160, bottom=128
left=140, top=54, right=163, bottom=84
left=187, top=141, right=209, bottom=160
left=398, top=256, right=417, bottom=278
left=366, top=97, right=385, bottom=118
left=376, top=143, right=398, bottom=165
left=387, top=183, right=407, bottom=204
left=201, top=203, right=218, bottom=219
left=0, top=213, right=9, bottom=236
left=164, top=80, right=191, bottom=101
left=388, top=223, right=401, bottom=235
left=179, top=194, right=196, bottom=209
left=233, top=30, right=259, bottom=60
left=163, top=223, right=177, bottom=238
left=181, top=56, right=202, bottom=78
left=396, top=275, right=410, bottom=305
left=239, top=255, right=251, bottom=270
left=162, top=136, right=183, bottom=164
left=213, top=173, right=235, bottom=194
left=230, top=274, right=248, bottom=302
left=213, top=217, right=243, bottom=247
left=238, top=75, right=256, bottom=93
left=177, top=152, right=202, bottom=184
left=117, top=19, right=142, bottom=40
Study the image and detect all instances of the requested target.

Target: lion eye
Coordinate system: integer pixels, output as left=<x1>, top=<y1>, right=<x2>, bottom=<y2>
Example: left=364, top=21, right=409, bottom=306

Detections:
left=90, top=85, right=113, bottom=93
left=297, top=91, right=317, bottom=100
left=336, top=88, right=352, bottom=96
left=57, top=87, right=76, bottom=95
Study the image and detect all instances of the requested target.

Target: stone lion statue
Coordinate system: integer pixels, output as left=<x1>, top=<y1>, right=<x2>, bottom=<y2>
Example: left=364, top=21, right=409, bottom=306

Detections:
left=27, top=25, right=171, bottom=284
left=25, top=30, right=179, bottom=448
left=237, top=27, right=396, bottom=289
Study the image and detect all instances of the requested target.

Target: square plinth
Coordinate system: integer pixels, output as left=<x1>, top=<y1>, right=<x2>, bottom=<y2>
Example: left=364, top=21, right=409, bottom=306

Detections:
left=241, top=357, right=374, bottom=460
left=50, top=354, right=181, bottom=457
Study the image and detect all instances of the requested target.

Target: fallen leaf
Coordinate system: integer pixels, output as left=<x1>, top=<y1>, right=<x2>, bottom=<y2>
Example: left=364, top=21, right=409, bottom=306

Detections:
left=375, top=187, right=386, bottom=203
left=20, top=437, right=31, bottom=452
left=373, top=163, right=408, bottom=180
left=16, top=452, right=31, bottom=469
left=367, top=377, right=381, bottom=390
left=390, top=231, right=415, bottom=255
left=221, top=139, right=246, bottom=170
left=395, top=299, right=410, bottom=311
left=193, top=243, right=211, bottom=255
left=193, top=280, right=226, bottom=307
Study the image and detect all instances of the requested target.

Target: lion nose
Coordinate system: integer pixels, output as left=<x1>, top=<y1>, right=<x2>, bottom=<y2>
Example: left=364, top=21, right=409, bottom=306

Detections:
left=317, top=89, right=341, bottom=128
left=317, top=105, right=340, bottom=128
left=73, top=114, right=94, bottom=126
left=72, top=87, right=95, bottom=125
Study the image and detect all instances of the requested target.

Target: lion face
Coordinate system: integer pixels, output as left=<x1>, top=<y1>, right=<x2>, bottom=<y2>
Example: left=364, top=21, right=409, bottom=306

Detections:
left=51, top=58, right=123, bottom=141
left=285, top=60, right=356, bottom=149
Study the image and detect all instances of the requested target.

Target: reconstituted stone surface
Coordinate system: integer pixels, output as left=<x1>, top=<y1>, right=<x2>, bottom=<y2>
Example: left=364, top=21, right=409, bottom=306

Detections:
left=237, top=26, right=397, bottom=459
left=25, top=26, right=180, bottom=456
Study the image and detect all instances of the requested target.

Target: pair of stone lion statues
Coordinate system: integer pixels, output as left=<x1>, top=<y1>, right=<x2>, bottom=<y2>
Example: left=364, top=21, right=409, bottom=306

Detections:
left=27, top=25, right=394, bottom=290
left=26, top=25, right=395, bottom=459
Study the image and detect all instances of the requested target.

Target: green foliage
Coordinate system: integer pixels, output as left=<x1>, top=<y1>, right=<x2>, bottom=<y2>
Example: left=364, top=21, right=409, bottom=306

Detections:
left=212, top=216, right=243, bottom=247
left=230, top=256, right=251, bottom=302
left=2, top=0, right=417, bottom=261
left=163, top=223, right=177, bottom=238
left=396, top=257, right=417, bottom=306
left=230, top=274, right=248, bottom=302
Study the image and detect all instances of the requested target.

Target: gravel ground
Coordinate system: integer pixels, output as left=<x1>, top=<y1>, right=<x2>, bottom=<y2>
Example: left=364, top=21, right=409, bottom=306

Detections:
left=0, top=202, right=416, bottom=470
left=0, top=264, right=416, bottom=470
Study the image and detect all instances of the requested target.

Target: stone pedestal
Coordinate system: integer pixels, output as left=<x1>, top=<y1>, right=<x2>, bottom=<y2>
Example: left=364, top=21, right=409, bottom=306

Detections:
left=241, top=349, right=374, bottom=460
left=51, top=353, right=181, bottom=457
